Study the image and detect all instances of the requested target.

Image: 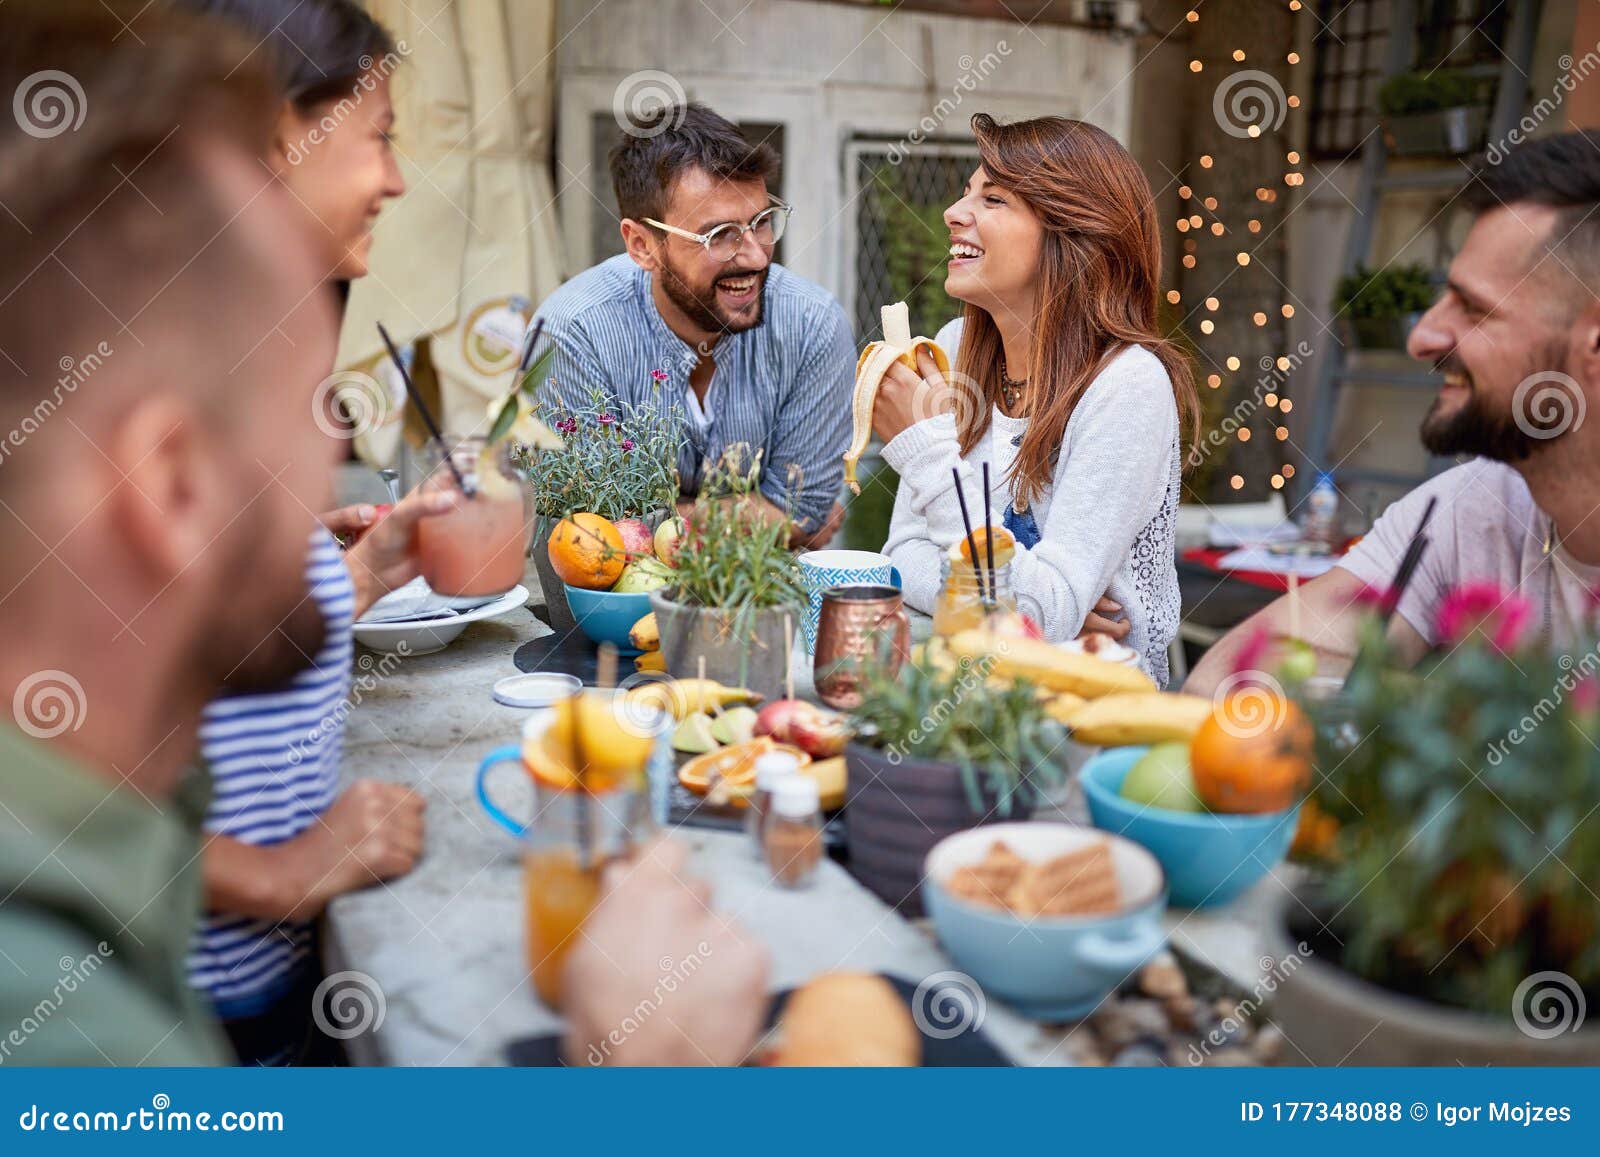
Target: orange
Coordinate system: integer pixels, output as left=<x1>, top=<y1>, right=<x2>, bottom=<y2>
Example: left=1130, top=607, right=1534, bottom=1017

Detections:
left=1189, top=692, right=1313, bottom=814
left=521, top=695, right=654, bottom=793
left=678, top=739, right=810, bottom=795
left=1289, top=797, right=1339, bottom=861
left=548, top=513, right=625, bottom=590
left=958, top=525, right=1016, bottom=568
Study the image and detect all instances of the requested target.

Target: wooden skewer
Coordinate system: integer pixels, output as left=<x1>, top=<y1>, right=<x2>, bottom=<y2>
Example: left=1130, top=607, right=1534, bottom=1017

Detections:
left=1288, top=573, right=1301, bottom=641
left=784, top=613, right=794, bottom=702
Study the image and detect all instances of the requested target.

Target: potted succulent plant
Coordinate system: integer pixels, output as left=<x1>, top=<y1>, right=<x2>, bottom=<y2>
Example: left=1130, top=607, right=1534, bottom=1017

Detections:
left=1333, top=263, right=1434, bottom=351
left=1378, top=67, right=1491, bottom=157
left=648, top=446, right=807, bottom=700
left=844, top=645, right=1071, bottom=916
left=1269, top=584, right=1600, bottom=1064
left=528, top=378, right=684, bottom=629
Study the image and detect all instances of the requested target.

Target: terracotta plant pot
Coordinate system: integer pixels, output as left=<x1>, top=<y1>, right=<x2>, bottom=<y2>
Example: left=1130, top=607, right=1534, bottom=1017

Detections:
left=1263, top=887, right=1600, bottom=1065
left=843, top=741, right=1036, bottom=918
left=648, top=591, right=795, bottom=701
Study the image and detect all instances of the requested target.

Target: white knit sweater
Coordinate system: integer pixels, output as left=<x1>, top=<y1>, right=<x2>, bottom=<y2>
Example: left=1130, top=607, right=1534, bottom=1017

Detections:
left=881, top=318, right=1182, bottom=686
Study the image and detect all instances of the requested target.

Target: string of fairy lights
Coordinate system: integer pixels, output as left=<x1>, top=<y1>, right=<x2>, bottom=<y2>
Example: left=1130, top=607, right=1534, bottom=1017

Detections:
left=1170, top=1, right=1307, bottom=494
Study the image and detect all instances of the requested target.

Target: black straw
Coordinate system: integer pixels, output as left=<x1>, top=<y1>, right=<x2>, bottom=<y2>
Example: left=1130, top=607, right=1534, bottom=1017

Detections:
left=1381, top=496, right=1437, bottom=625
left=951, top=467, right=987, bottom=604
left=377, top=322, right=474, bottom=497
left=981, top=461, right=996, bottom=609
left=516, top=318, right=546, bottom=377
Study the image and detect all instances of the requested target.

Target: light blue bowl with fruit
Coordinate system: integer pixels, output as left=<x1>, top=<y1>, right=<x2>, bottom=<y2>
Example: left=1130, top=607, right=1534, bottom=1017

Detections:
left=1080, top=744, right=1299, bottom=908
left=563, top=584, right=654, bottom=654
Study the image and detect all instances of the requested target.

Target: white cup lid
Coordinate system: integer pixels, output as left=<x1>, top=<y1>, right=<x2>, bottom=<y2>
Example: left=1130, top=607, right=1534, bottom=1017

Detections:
left=770, top=775, right=819, bottom=819
left=753, top=751, right=802, bottom=790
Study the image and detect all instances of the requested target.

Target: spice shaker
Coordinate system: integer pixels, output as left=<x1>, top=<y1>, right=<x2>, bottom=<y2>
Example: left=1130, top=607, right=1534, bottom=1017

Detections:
left=763, top=776, right=823, bottom=889
left=746, top=750, right=802, bottom=858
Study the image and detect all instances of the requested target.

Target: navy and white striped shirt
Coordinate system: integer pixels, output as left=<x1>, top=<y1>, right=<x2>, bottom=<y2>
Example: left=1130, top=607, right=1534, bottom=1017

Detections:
left=189, top=528, right=353, bottom=1011
left=532, top=256, right=856, bottom=532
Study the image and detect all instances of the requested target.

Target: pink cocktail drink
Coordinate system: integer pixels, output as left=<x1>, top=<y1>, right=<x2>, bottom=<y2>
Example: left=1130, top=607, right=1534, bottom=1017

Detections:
left=417, top=436, right=532, bottom=599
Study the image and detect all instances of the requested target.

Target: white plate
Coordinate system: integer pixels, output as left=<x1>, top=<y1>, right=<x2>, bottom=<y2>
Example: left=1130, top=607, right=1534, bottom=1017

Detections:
left=353, top=585, right=529, bottom=656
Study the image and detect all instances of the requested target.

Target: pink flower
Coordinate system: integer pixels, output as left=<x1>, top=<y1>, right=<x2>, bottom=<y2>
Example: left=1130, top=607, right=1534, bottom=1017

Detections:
left=620, top=438, right=636, bottom=451
left=650, top=369, right=669, bottom=382
left=1352, top=582, right=1390, bottom=609
left=597, top=413, right=616, bottom=426
left=1232, top=623, right=1273, bottom=679
left=555, top=417, right=578, bottom=435
left=1435, top=581, right=1534, bottom=653
left=1573, top=675, right=1600, bottom=715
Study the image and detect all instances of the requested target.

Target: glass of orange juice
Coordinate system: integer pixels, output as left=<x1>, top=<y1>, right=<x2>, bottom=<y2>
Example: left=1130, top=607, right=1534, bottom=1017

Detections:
left=475, top=690, right=668, bottom=1009
left=416, top=435, right=533, bottom=606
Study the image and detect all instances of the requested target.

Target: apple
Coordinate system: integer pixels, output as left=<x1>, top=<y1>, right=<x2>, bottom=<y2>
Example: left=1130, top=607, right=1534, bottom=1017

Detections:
left=612, top=557, right=673, bottom=593
left=654, top=516, right=685, bottom=567
left=614, top=517, right=655, bottom=559
left=754, top=699, right=849, bottom=758
left=1120, top=742, right=1204, bottom=813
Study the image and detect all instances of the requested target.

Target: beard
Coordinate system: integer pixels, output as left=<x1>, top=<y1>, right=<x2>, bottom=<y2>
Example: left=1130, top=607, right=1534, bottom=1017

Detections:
left=657, top=252, right=766, bottom=336
left=1419, top=346, right=1572, bottom=463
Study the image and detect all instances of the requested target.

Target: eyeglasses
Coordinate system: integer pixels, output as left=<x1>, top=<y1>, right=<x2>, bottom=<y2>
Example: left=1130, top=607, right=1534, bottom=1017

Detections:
left=644, top=196, right=791, bottom=262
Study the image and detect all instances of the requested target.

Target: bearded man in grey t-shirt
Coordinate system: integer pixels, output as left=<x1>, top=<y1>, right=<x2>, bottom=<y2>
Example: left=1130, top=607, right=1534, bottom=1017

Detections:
left=1189, top=131, right=1600, bottom=694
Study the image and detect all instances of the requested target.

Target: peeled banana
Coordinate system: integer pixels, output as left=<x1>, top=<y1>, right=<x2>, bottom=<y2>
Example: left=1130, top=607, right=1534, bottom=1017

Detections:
left=843, top=301, right=951, bottom=494
left=1063, top=692, right=1213, bottom=747
left=946, top=630, right=1156, bottom=698
left=625, top=677, right=760, bottom=721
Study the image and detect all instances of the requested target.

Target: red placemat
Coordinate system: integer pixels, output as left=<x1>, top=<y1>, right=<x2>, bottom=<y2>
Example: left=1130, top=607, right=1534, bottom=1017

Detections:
left=1180, top=547, right=1299, bottom=593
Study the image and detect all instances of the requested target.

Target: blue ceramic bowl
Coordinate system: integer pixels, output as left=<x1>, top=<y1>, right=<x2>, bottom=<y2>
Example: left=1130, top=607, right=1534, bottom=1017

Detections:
left=1080, top=745, right=1299, bottom=909
left=922, top=823, right=1168, bottom=1020
left=562, top=583, right=655, bottom=654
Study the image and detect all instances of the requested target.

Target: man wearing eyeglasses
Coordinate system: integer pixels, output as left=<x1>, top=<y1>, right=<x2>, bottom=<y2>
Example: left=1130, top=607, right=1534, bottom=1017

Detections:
left=533, top=102, right=854, bottom=547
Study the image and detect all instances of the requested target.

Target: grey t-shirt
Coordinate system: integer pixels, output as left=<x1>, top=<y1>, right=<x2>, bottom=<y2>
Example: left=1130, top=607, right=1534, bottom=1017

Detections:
left=1338, top=458, right=1600, bottom=649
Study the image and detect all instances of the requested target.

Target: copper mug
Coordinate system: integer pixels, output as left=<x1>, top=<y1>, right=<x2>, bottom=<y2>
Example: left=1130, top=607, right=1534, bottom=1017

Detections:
left=813, top=584, right=911, bottom=709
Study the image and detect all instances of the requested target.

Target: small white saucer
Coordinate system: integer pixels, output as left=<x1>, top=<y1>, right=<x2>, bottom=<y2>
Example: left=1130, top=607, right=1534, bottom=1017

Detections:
left=492, top=672, right=581, bottom=708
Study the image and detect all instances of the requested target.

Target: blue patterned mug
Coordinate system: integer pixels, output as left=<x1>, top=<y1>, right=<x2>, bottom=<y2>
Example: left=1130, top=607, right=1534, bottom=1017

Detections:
left=796, top=549, right=899, bottom=653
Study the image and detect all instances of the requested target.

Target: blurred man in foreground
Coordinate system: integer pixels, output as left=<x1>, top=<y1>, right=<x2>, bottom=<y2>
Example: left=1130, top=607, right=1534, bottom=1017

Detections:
left=0, top=1, right=766, bottom=1066
left=1188, top=132, right=1600, bottom=693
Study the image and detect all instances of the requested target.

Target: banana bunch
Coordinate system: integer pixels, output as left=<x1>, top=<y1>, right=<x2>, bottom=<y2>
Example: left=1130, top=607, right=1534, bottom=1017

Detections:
left=1064, top=692, right=1213, bottom=746
left=948, top=630, right=1156, bottom=699
left=625, top=678, right=760, bottom=721
left=843, top=302, right=951, bottom=494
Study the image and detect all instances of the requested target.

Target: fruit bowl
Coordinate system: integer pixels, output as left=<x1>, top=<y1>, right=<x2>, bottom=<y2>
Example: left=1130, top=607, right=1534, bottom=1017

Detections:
left=563, top=584, right=654, bottom=654
left=1079, top=745, right=1299, bottom=908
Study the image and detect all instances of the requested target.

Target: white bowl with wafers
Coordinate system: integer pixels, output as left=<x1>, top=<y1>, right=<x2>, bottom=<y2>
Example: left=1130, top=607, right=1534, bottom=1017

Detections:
left=922, top=824, right=1168, bottom=1020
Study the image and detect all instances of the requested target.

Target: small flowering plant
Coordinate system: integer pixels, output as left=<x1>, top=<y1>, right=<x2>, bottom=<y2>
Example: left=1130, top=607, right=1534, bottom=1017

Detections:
left=1294, top=581, right=1600, bottom=1018
left=527, top=379, right=685, bottom=522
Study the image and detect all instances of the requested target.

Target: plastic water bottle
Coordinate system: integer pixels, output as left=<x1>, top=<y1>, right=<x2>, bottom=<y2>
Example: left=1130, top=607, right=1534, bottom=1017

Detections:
left=1301, top=472, right=1340, bottom=548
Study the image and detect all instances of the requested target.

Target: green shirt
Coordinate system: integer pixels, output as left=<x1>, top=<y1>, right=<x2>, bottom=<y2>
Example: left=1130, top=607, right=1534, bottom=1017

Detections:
left=0, top=725, right=232, bottom=1066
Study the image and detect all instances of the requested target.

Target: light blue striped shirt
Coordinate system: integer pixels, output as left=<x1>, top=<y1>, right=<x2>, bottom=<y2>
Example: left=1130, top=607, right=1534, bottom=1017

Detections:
left=189, top=528, right=353, bottom=1011
left=532, top=256, right=856, bottom=532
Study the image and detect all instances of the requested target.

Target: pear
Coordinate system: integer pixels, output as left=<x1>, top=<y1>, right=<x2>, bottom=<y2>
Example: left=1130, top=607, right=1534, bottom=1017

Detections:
left=672, top=712, right=719, bottom=754
left=710, top=705, right=758, bottom=747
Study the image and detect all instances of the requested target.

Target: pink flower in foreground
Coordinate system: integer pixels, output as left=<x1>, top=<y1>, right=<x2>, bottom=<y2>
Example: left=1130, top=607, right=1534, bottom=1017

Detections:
left=620, top=438, right=636, bottom=451
left=1232, top=623, right=1273, bottom=679
left=1573, top=675, right=1600, bottom=715
left=1435, top=581, right=1534, bottom=653
left=650, top=369, right=669, bottom=382
left=1352, top=582, right=1390, bottom=609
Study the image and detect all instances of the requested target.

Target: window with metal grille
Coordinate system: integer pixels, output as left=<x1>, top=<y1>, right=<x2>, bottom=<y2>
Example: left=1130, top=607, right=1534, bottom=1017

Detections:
left=1309, top=0, right=1511, bottom=160
left=587, top=114, right=785, bottom=266
left=845, top=139, right=980, bottom=344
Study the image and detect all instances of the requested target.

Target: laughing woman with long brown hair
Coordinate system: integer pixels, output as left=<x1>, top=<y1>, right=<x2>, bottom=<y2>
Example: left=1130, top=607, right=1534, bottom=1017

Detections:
left=877, top=114, right=1198, bottom=685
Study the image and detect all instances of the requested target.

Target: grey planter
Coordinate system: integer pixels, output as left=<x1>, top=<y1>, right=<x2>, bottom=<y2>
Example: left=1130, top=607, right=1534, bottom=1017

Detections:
left=647, top=591, right=794, bottom=702
left=1263, top=889, right=1600, bottom=1065
left=1345, top=311, right=1423, bottom=352
left=843, top=742, right=1036, bottom=918
left=1384, top=106, right=1486, bottom=157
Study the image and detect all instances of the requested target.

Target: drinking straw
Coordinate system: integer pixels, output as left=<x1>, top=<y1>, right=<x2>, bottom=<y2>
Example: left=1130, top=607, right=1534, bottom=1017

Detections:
left=981, top=462, right=996, bottom=609
left=516, top=318, right=546, bottom=378
left=377, top=322, right=475, bottom=497
left=1381, top=496, right=1438, bottom=625
left=951, top=467, right=988, bottom=605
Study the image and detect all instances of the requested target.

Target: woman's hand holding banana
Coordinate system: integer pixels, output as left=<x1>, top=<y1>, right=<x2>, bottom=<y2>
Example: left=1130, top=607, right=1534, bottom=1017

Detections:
left=842, top=301, right=952, bottom=493
left=872, top=347, right=951, bottom=443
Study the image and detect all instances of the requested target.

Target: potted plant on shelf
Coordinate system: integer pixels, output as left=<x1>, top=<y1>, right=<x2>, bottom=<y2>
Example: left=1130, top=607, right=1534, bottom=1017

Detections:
left=1269, top=584, right=1600, bottom=1064
left=844, top=644, right=1071, bottom=916
left=648, top=446, right=806, bottom=700
left=528, top=381, right=684, bottom=629
left=1333, top=263, right=1434, bottom=351
left=1378, top=67, right=1491, bottom=157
